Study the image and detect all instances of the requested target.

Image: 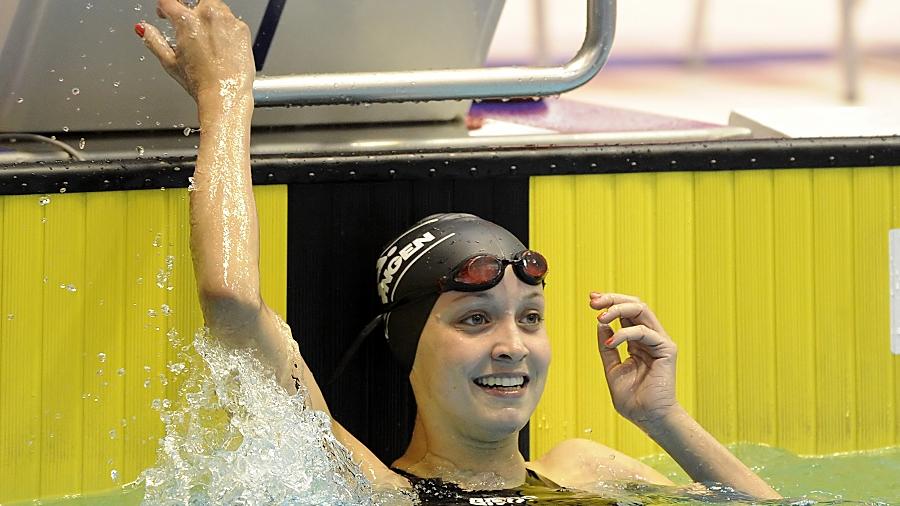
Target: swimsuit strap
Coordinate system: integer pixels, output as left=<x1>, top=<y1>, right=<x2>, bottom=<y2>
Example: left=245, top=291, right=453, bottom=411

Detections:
left=391, top=466, right=561, bottom=490
left=525, top=467, right=562, bottom=489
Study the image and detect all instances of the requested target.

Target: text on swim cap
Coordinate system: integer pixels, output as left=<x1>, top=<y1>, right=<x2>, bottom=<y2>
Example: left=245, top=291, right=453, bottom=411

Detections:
left=377, top=232, right=436, bottom=304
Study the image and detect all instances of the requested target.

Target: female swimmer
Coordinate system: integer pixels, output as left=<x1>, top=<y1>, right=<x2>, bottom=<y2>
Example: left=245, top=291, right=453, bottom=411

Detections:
left=136, top=0, right=780, bottom=500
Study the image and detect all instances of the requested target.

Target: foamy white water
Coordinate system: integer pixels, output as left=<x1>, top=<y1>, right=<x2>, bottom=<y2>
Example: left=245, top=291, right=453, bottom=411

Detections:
left=138, top=325, right=398, bottom=505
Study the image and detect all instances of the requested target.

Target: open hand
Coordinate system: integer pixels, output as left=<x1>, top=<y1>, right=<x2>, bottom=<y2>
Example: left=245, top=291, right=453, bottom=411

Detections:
left=136, top=0, right=254, bottom=102
left=590, top=292, right=679, bottom=427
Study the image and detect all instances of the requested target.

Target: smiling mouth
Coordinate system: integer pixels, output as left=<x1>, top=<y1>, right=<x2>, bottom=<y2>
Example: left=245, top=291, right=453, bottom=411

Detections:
left=472, top=374, right=530, bottom=391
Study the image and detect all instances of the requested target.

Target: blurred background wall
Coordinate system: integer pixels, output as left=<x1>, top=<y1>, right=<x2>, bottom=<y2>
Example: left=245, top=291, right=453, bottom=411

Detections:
left=489, top=0, right=900, bottom=64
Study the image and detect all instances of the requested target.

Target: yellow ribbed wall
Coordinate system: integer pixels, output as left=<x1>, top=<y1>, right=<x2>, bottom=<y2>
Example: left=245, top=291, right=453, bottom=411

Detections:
left=0, top=186, right=287, bottom=504
left=530, top=168, right=900, bottom=459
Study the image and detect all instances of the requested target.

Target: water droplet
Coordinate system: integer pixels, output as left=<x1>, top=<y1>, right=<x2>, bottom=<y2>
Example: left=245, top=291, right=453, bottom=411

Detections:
left=113, top=81, right=120, bottom=88
left=16, top=97, right=23, bottom=104
left=161, top=304, right=172, bottom=316
left=117, top=367, right=125, bottom=376
left=78, top=138, right=86, bottom=150
left=147, top=309, right=157, bottom=318
left=135, top=145, right=145, bottom=156
left=59, top=283, right=77, bottom=292
left=183, top=127, right=192, bottom=136
left=187, top=176, right=197, bottom=192
left=109, top=429, right=117, bottom=439
left=98, top=352, right=107, bottom=363
left=110, top=469, right=118, bottom=481
left=38, top=196, right=51, bottom=206
left=134, top=4, right=142, bottom=11
left=6, top=314, right=14, bottom=320
left=85, top=3, right=93, bottom=9
left=62, top=126, right=69, bottom=132
left=108, top=27, right=116, bottom=33
left=59, top=187, right=67, bottom=193
left=152, top=233, right=162, bottom=248
left=143, top=379, right=151, bottom=388
left=167, top=362, right=186, bottom=374
left=58, top=77, right=65, bottom=83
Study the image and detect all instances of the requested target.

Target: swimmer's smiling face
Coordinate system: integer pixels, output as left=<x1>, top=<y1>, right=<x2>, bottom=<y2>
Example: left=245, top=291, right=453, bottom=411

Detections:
left=410, top=266, right=550, bottom=442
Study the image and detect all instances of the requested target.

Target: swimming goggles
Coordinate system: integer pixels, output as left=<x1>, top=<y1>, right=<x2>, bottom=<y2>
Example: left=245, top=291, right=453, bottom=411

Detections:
left=383, top=249, right=549, bottom=312
left=435, top=249, right=548, bottom=293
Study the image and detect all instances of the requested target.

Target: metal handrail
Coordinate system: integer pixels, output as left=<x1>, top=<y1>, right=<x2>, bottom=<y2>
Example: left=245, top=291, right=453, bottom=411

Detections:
left=253, top=0, right=617, bottom=107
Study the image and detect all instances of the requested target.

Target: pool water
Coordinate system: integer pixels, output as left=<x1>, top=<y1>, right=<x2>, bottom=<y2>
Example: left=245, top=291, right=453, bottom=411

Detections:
left=16, top=444, right=898, bottom=505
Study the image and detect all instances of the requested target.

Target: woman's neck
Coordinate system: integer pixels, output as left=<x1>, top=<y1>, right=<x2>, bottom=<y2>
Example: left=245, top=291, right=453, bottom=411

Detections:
left=393, top=415, right=528, bottom=490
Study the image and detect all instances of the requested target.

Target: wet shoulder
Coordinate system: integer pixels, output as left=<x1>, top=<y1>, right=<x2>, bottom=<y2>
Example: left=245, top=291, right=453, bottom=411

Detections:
left=530, top=438, right=672, bottom=489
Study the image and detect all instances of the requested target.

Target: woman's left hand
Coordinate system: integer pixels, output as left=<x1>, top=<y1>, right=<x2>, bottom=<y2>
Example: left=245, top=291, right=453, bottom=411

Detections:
left=590, top=293, right=679, bottom=428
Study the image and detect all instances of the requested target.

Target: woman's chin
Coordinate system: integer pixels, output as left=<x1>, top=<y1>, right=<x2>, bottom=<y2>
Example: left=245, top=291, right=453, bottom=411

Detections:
left=473, top=407, right=532, bottom=438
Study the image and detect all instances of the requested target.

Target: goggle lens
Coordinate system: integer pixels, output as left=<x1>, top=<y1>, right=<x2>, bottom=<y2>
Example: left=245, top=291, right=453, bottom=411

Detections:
left=453, top=255, right=503, bottom=286
left=518, top=250, right=548, bottom=283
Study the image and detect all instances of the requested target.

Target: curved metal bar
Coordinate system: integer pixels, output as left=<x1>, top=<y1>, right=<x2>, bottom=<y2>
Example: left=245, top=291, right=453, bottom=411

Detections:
left=253, top=0, right=616, bottom=107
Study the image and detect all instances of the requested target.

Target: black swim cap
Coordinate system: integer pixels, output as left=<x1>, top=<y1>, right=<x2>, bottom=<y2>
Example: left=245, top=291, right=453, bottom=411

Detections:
left=375, top=213, right=527, bottom=372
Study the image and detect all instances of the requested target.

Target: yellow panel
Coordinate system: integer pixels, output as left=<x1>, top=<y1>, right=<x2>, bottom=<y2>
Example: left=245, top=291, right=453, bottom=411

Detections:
left=0, top=195, right=45, bottom=503
left=772, top=170, right=817, bottom=454
left=163, top=189, right=201, bottom=414
left=82, top=192, right=128, bottom=491
left=895, top=168, right=900, bottom=442
left=852, top=168, right=894, bottom=449
left=734, top=170, right=777, bottom=443
left=572, top=176, right=618, bottom=450
left=530, top=176, right=578, bottom=451
left=654, top=173, right=696, bottom=423
left=40, top=193, right=86, bottom=496
left=693, top=172, right=737, bottom=443
left=812, top=169, right=857, bottom=453
left=256, top=186, right=288, bottom=317
left=611, top=173, right=659, bottom=457
left=122, top=190, right=170, bottom=480
left=0, top=185, right=289, bottom=503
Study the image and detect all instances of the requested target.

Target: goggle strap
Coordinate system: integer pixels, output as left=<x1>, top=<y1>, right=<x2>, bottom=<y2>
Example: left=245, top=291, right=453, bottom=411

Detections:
left=327, top=313, right=384, bottom=386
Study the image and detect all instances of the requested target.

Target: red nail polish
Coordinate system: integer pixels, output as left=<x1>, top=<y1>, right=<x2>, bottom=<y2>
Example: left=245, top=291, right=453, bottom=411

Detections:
left=134, top=23, right=145, bottom=38
left=604, top=337, right=615, bottom=347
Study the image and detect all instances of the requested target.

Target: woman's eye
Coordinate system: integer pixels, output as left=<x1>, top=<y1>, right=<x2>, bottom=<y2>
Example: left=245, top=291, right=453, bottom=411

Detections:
left=521, top=312, right=544, bottom=326
left=461, top=313, right=489, bottom=326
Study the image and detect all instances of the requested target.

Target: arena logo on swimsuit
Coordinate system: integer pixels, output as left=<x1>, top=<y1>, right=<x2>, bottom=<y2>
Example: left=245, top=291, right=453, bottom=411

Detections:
left=377, top=232, right=438, bottom=303
left=469, top=496, right=538, bottom=505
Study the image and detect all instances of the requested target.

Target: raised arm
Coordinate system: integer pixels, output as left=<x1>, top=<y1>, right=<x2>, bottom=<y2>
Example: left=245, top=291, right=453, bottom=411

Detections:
left=137, top=0, right=405, bottom=488
left=138, top=0, right=300, bottom=390
left=590, top=292, right=781, bottom=500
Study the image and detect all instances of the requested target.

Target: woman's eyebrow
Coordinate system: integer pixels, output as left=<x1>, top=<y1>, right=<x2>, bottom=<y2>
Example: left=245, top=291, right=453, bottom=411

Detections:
left=447, top=292, right=493, bottom=303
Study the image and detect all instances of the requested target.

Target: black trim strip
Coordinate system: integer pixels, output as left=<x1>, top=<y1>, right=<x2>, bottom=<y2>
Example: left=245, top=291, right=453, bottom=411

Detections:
left=252, top=0, right=287, bottom=71
left=2, top=137, right=899, bottom=195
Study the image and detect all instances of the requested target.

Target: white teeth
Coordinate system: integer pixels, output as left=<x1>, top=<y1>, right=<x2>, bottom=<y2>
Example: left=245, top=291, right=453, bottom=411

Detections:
left=475, top=376, right=525, bottom=387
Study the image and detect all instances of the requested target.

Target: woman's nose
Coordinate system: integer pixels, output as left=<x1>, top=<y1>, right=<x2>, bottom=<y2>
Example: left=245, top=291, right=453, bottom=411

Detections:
left=491, top=322, right=529, bottom=362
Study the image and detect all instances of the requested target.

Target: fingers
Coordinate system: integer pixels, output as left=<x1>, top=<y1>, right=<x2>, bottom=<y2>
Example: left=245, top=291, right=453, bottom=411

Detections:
left=157, top=0, right=192, bottom=23
left=137, top=22, right=177, bottom=71
left=603, top=324, right=674, bottom=359
left=597, top=322, right=622, bottom=374
left=589, top=292, right=638, bottom=310
left=593, top=296, right=665, bottom=333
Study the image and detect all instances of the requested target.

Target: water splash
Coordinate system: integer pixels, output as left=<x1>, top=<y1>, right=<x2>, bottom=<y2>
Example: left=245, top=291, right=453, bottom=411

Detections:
left=138, top=325, right=378, bottom=505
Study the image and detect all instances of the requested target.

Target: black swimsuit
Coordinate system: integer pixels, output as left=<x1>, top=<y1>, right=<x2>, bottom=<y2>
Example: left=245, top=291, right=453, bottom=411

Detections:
left=390, top=467, right=560, bottom=505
